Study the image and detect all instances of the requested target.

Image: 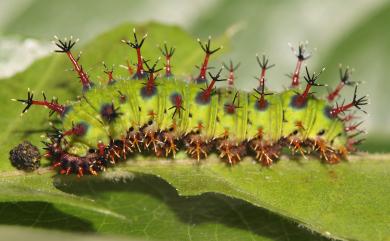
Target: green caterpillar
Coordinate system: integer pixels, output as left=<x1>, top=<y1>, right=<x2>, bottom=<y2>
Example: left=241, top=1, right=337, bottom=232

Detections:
left=13, top=29, right=367, bottom=176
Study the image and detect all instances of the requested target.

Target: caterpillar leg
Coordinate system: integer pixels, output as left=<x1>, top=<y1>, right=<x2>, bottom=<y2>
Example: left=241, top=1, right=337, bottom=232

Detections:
left=160, top=131, right=179, bottom=158
left=184, top=134, right=212, bottom=162
left=217, top=139, right=246, bottom=165
left=140, top=123, right=163, bottom=156
left=250, top=139, right=280, bottom=166
left=312, top=138, right=342, bottom=164
left=288, top=137, right=307, bottom=159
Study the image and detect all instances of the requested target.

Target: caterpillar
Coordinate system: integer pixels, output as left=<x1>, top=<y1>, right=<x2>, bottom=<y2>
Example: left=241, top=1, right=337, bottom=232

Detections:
left=12, top=28, right=368, bottom=176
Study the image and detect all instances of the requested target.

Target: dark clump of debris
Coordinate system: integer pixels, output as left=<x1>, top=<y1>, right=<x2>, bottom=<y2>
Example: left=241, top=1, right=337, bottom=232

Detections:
left=9, top=141, right=41, bottom=171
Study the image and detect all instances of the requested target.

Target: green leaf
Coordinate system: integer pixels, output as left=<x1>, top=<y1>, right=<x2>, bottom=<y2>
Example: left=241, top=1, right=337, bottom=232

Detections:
left=1, top=155, right=389, bottom=241
left=123, top=155, right=390, bottom=241
left=0, top=170, right=326, bottom=241
left=0, top=225, right=142, bottom=241
left=1, top=22, right=389, bottom=241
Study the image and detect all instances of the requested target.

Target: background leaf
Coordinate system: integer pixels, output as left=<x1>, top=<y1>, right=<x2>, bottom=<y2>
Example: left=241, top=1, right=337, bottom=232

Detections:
left=1, top=3, right=390, bottom=240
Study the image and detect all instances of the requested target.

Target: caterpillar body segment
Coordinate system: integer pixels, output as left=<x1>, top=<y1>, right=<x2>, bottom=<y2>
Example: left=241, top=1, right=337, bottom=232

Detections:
left=59, top=78, right=348, bottom=163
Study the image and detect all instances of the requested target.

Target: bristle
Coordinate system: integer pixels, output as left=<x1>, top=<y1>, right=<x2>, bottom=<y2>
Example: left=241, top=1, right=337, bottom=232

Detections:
left=53, top=36, right=92, bottom=91
left=195, top=36, right=221, bottom=84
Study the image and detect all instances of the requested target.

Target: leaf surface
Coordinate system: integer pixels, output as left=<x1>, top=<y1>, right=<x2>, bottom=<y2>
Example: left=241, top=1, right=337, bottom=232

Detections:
left=0, top=22, right=389, bottom=241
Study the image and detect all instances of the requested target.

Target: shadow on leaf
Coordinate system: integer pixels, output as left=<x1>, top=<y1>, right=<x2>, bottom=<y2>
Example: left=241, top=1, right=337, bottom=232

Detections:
left=53, top=173, right=327, bottom=240
left=0, top=201, right=94, bottom=232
